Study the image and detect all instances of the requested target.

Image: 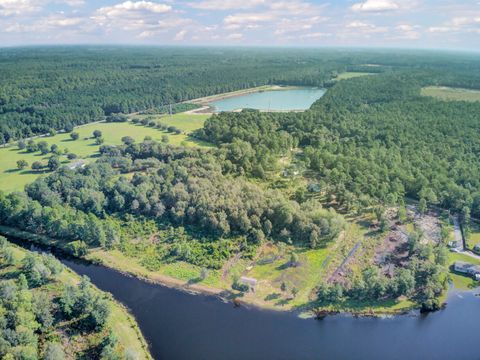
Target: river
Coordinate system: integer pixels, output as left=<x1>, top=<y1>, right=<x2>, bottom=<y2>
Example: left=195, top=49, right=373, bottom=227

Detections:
left=8, top=237, right=480, bottom=360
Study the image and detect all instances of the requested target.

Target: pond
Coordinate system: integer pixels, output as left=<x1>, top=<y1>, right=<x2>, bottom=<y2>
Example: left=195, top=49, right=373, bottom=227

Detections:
left=8, top=237, right=480, bottom=360
left=209, top=87, right=326, bottom=112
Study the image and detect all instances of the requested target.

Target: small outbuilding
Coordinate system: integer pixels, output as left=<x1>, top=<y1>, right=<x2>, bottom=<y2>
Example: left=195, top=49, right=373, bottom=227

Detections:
left=68, top=160, right=86, bottom=170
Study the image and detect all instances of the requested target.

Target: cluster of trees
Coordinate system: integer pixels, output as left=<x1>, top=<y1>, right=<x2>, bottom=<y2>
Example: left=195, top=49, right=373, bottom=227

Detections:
left=0, top=191, right=119, bottom=248
left=26, top=142, right=344, bottom=246
left=317, top=231, right=448, bottom=311
left=131, top=117, right=182, bottom=135
left=15, top=138, right=76, bottom=172
left=139, top=103, right=200, bottom=115
left=0, top=236, right=123, bottom=359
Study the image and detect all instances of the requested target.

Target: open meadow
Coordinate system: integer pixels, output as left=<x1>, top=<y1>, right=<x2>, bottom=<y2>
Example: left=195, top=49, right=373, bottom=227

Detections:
left=0, top=113, right=210, bottom=193
left=421, top=86, right=480, bottom=102
left=335, top=72, right=374, bottom=81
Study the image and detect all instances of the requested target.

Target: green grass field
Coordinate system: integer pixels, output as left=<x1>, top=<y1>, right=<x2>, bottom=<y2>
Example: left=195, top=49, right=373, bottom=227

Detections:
left=421, top=86, right=480, bottom=102
left=335, top=72, right=373, bottom=81
left=466, top=223, right=480, bottom=250
left=0, top=114, right=210, bottom=193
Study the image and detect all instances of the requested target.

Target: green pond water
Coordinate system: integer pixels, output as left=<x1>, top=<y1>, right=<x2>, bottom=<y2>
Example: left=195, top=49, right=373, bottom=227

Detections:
left=209, top=87, right=326, bottom=112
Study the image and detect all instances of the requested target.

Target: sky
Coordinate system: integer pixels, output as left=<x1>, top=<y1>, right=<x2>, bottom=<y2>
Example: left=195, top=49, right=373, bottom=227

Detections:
left=0, top=0, right=479, bottom=50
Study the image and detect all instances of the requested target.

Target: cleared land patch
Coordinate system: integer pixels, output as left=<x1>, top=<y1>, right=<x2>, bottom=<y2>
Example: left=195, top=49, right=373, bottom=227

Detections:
left=421, top=86, right=480, bottom=102
left=335, top=72, right=374, bottom=81
left=0, top=114, right=210, bottom=193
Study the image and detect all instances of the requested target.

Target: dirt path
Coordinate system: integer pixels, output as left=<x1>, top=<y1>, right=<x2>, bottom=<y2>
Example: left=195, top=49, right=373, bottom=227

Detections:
left=183, top=106, right=213, bottom=115
left=453, top=216, right=465, bottom=251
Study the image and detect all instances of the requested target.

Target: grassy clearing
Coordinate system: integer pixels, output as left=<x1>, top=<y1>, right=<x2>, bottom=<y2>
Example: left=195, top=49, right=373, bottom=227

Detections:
left=335, top=72, right=373, bottom=81
left=421, top=86, right=480, bottom=102
left=466, top=223, right=480, bottom=250
left=244, top=244, right=332, bottom=308
left=6, top=243, right=152, bottom=360
left=316, top=297, right=415, bottom=315
left=0, top=114, right=211, bottom=193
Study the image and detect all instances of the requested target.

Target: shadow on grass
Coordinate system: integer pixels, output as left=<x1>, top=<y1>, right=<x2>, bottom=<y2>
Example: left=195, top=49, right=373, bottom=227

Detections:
left=4, top=168, right=22, bottom=173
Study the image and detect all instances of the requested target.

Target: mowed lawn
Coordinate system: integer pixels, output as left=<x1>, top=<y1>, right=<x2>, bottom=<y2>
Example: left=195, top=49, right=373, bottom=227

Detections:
left=0, top=114, right=211, bottom=193
left=421, top=86, right=480, bottom=102
left=335, top=72, right=374, bottom=81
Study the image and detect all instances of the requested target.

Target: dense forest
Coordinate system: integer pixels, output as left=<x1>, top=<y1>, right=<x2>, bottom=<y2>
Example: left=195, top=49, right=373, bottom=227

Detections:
left=197, top=67, right=480, bottom=217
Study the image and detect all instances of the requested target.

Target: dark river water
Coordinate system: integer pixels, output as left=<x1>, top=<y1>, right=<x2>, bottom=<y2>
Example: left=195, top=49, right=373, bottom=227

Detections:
left=7, top=237, right=480, bottom=360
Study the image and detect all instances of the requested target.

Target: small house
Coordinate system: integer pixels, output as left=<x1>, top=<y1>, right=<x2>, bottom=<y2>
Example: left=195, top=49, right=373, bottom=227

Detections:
left=68, top=160, right=86, bottom=170
left=454, top=261, right=480, bottom=279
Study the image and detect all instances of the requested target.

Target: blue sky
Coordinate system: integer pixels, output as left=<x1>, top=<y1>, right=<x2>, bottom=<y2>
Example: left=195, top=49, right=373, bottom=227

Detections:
left=0, top=0, right=479, bottom=50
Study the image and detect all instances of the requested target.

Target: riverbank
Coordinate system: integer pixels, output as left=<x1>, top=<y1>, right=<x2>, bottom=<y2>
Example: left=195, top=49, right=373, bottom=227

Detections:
left=5, top=239, right=153, bottom=360
left=0, top=225, right=436, bottom=317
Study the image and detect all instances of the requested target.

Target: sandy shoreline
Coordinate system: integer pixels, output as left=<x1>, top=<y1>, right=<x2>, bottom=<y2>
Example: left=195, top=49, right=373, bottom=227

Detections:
left=187, top=85, right=300, bottom=104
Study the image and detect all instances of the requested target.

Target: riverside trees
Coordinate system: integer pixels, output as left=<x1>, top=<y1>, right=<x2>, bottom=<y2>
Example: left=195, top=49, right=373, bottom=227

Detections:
left=0, top=236, right=126, bottom=359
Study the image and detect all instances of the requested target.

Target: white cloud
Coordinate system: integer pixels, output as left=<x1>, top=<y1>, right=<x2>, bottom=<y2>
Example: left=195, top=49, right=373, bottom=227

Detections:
left=90, top=0, right=190, bottom=36
left=174, top=29, right=187, bottom=40
left=94, top=1, right=171, bottom=20
left=351, top=0, right=399, bottom=12
left=299, top=32, right=331, bottom=39
left=60, top=0, right=84, bottom=6
left=224, top=12, right=274, bottom=25
left=346, top=20, right=388, bottom=33
left=138, top=30, right=155, bottom=38
left=274, top=16, right=326, bottom=35
left=428, top=26, right=451, bottom=33
left=46, top=16, right=83, bottom=27
left=188, top=0, right=265, bottom=10
left=226, top=32, right=243, bottom=39
left=394, top=24, right=420, bottom=39
left=428, top=15, right=480, bottom=34
left=269, top=1, right=323, bottom=16
left=0, top=0, right=42, bottom=16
